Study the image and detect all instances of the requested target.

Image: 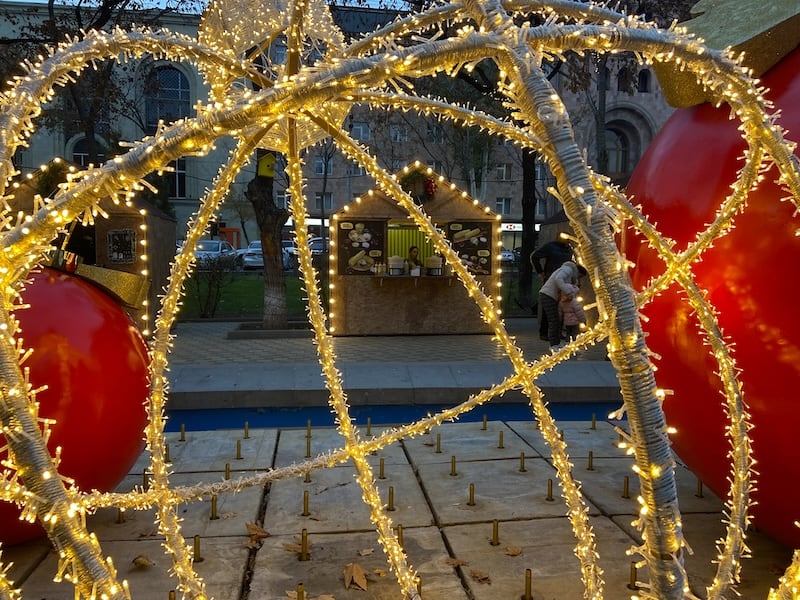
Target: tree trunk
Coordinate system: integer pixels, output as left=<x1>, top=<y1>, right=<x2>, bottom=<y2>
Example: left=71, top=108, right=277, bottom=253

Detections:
left=594, top=54, right=609, bottom=173
left=245, top=173, right=290, bottom=329
left=517, top=148, right=538, bottom=310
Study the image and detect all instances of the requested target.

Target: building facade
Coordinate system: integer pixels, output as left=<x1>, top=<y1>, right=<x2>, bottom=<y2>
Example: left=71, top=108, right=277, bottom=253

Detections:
left=1, top=2, right=675, bottom=250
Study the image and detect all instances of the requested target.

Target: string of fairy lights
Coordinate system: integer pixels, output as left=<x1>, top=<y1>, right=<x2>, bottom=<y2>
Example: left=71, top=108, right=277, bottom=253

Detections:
left=0, top=0, right=798, bottom=598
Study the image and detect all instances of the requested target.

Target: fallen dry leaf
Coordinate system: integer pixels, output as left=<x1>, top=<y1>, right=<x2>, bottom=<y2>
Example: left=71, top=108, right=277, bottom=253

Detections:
left=358, top=548, right=374, bottom=556
left=344, top=562, right=369, bottom=591
left=245, top=522, right=271, bottom=548
left=470, top=569, right=492, bottom=585
left=373, top=568, right=388, bottom=577
left=131, top=554, right=155, bottom=569
left=283, top=535, right=314, bottom=555
left=286, top=593, right=335, bottom=600
left=445, top=558, right=469, bottom=567
left=505, top=546, right=523, bottom=557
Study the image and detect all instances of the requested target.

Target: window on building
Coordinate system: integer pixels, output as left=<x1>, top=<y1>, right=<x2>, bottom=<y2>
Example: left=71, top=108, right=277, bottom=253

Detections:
left=314, top=156, right=333, bottom=175
left=145, top=66, right=191, bottom=198
left=605, top=129, right=629, bottom=175
left=390, top=159, right=404, bottom=172
left=72, top=137, right=106, bottom=167
left=145, top=66, right=191, bottom=133
left=347, top=164, right=366, bottom=176
left=495, top=197, right=512, bottom=215
left=276, top=190, right=291, bottom=209
left=496, top=163, right=511, bottom=181
left=603, top=66, right=611, bottom=90
left=426, top=122, right=444, bottom=144
left=272, top=44, right=287, bottom=65
left=426, top=160, right=444, bottom=173
left=390, top=125, right=408, bottom=142
left=637, top=69, right=651, bottom=93
left=350, top=122, right=370, bottom=141
left=315, top=191, right=333, bottom=211
left=170, top=157, right=187, bottom=198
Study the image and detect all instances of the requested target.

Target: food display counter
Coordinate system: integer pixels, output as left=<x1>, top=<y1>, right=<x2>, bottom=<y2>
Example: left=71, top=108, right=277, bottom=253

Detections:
left=328, top=179, right=501, bottom=336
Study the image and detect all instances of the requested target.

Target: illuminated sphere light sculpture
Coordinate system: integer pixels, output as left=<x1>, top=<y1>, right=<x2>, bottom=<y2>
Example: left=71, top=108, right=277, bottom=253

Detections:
left=0, top=1, right=798, bottom=599
left=626, top=46, right=800, bottom=549
left=0, top=268, right=150, bottom=545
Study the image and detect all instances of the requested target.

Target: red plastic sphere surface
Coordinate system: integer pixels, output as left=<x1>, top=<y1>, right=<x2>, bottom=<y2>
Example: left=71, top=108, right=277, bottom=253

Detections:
left=0, top=267, right=150, bottom=545
left=626, top=47, right=800, bottom=548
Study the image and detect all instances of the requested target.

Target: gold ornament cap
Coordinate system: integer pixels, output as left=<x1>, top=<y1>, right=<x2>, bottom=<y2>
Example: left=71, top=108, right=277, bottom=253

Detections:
left=655, top=0, right=800, bottom=107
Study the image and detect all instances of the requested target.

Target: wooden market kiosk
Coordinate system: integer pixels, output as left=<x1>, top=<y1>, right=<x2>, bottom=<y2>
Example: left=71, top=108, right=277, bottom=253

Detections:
left=329, top=175, right=501, bottom=336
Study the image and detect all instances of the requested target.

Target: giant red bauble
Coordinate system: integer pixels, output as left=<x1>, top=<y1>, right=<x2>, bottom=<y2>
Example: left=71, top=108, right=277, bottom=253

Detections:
left=626, top=46, right=800, bottom=548
left=0, top=267, right=150, bottom=545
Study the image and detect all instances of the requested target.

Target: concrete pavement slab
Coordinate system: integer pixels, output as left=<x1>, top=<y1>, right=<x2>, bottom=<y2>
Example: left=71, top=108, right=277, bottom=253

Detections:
left=403, top=420, right=541, bottom=464
left=265, top=461, right=433, bottom=534
left=273, top=427, right=407, bottom=468
left=415, top=456, right=584, bottom=523
left=611, top=512, right=792, bottom=599
left=442, top=516, right=644, bottom=599
left=507, top=419, right=627, bottom=459
left=248, top=528, right=469, bottom=600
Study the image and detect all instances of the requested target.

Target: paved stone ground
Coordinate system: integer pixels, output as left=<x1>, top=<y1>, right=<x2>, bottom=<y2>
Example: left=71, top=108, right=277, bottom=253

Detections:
left=4, top=420, right=792, bottom=599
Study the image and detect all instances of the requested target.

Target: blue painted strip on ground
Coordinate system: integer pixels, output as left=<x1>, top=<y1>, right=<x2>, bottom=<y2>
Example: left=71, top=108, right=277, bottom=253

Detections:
left=166, top=403, right=623, bottom=431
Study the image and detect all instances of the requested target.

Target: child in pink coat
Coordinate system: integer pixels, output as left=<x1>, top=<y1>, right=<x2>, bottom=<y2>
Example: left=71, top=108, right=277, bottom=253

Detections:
left=559, top=282, right=586, bottom=342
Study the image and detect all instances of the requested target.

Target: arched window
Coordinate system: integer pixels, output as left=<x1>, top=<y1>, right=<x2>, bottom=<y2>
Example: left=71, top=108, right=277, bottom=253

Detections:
left=605, top=129, right=629, bottom=175
left=144, top=66, right=191, bottom=198
left=145, top=66, right=191, bottom=134
left=72, top=137, right=105, bottom=167
left=637, top=69, right=651, bottom=93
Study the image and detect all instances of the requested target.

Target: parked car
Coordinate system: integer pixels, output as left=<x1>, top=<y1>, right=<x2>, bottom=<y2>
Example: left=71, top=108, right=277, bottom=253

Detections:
left=242, top=241, right=264, bottom=270
left=194, top=239, right=237, bottom=268
left=500, top=247, right=516, bottom=264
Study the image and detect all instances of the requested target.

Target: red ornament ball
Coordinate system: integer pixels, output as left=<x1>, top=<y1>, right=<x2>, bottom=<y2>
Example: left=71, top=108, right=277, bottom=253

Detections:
left=626, top=47, right=800, bottom=548
left=0, top=267, right=150, bottom=545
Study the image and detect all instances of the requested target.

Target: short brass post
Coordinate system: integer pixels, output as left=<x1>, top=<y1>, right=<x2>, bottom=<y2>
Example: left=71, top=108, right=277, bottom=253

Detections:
left=225, top=463, right=231, bottom=480
left=192, top=534, right=203, bottom=563
left=296, top=583, right=305, bottom=600
left=236, top=439, right=242, bottom=460
left=519, top=452, right=527, bottom=473
left=244, top=421, right=250, bottom=439
left=165, top=443, right=170, bottom=463
left=305, top=435, right=311, bottom=458
left=306, top=419, right=312, bottom=438
left=591, top=413, right=597, bottom=430
left=397, top=524, right=404, bottom=548
left=142, top=469, right=149, bottom=489
left=695, top=478, right=704, bottom=498
left=299, top=529, right=310, bottom=561
left=498, top=431, right=504, bottom=449
left=179, top=424, right=186, bottom=442
left=304, top=470, right=311, bottom=484
left=467, top=483, right=475, bottom=506
left=587, top=451, right=594, bottom=471
left=366, top=417, right=372, bottom=436
left=416, top=579, right=422, bottom=595
left=622, top=475, right=630, bottom=499
left=490, top=519, right=500, bottom=546
left=169, top=591, right=176, bottom=600
left=435, top=433, right=441, bottom=453
left=481, top=415, right=487, bottom=430
left=546, top=479, right=554, bottom=502
left=450, top=455, right=457, bottom=477
left=523, top=568, right=533, bottom=600
left=627, top=561, right=638, bottom=590
left=210, top=495, right=219, bottom=520
left=378, top=457, right=386, bottom=480
left=559, top=429, right=564, bottom=441
left=387, top=486, right=395, bottom=511
left=116, top=508, right=125, bottom=524
left=302, top=490, right=310, bottom=516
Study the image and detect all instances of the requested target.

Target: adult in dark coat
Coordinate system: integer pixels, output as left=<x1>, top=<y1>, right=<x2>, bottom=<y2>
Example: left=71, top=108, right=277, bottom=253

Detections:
left=530, top=233, right=573, bottom=339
